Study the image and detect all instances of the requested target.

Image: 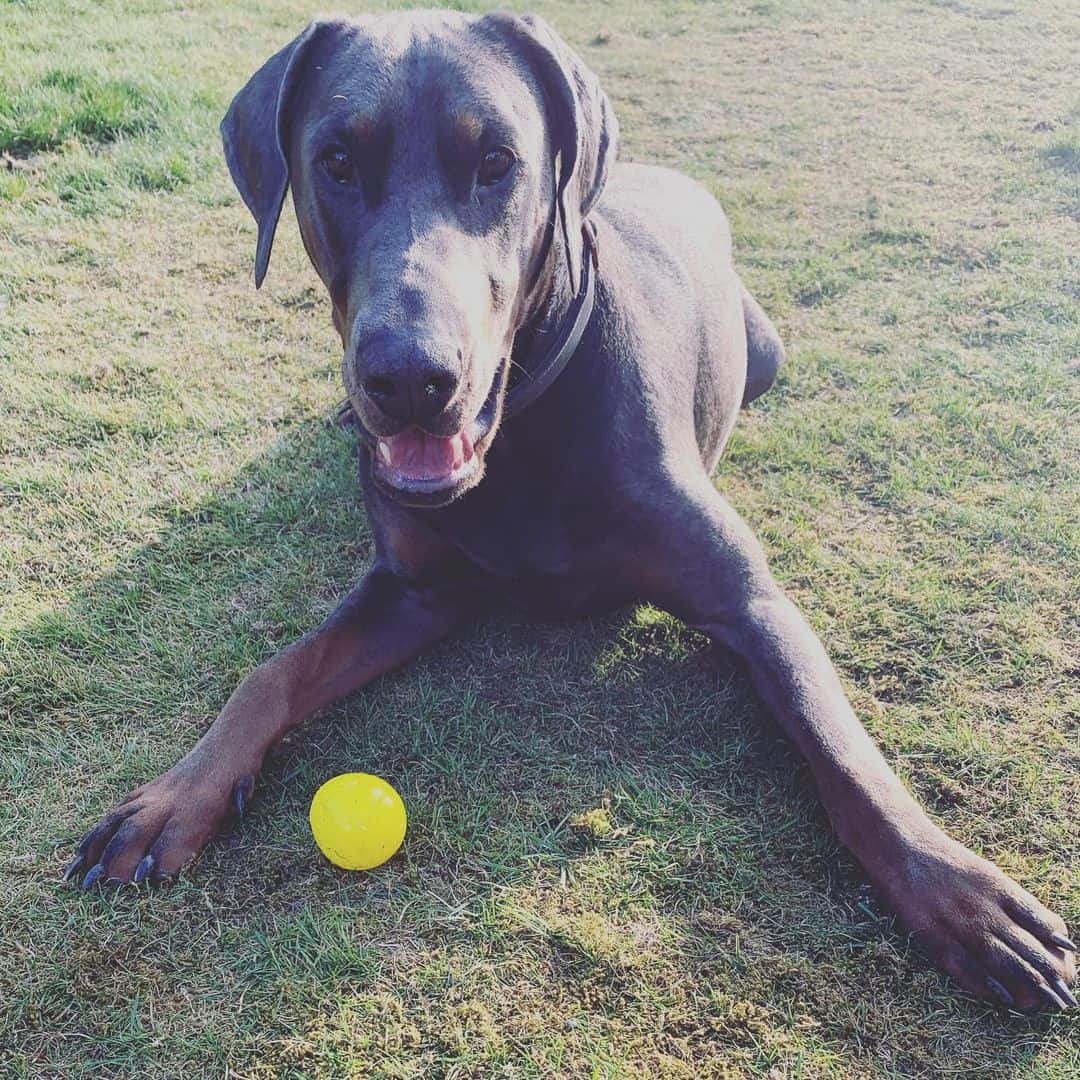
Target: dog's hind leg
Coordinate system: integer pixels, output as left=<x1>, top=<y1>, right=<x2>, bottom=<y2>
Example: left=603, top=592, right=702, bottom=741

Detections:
left=740, top=280, right=785, bottom=406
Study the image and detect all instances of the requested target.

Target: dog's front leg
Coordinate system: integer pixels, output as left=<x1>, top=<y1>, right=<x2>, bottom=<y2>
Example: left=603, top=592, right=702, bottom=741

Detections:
left=633, top=480, right=1076, bottom=1012
left=66, top=566, right=467, bottom=887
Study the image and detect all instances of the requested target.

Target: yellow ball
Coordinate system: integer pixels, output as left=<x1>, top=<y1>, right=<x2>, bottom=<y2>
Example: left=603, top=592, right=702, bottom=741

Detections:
left=309, top=772, right=407, bottom=870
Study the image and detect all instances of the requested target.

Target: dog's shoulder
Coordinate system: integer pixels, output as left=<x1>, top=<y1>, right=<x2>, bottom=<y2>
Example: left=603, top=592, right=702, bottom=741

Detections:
left=599, top=162, right=732, bottom=256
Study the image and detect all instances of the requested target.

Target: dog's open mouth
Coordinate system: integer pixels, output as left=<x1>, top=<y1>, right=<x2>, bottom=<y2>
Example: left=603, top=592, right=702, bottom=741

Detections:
left=376, top=426, right=477, bottom=486
left=368, top=358, right=507, bottom=504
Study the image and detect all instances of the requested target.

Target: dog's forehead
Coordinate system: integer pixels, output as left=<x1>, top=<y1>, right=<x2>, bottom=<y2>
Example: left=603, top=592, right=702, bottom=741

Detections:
left=305, top=12, right=543, bottom=139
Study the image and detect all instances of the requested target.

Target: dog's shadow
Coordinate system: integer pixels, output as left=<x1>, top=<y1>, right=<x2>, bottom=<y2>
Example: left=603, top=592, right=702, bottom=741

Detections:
left=13, top=414, right=1057, bottom=1073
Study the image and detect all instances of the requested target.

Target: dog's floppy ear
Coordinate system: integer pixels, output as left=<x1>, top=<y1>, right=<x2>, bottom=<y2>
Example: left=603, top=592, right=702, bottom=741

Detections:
left=220, top=21, right=341, bottom=288
left=480, top=12, right=618, bottom=293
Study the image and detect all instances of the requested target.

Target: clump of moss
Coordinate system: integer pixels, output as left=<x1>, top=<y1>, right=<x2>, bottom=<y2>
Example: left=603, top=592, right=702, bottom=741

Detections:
left=571, top=805, right=615, bottom=838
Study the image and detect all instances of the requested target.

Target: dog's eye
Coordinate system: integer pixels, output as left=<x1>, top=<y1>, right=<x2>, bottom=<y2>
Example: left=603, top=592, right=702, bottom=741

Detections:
left=477, top=147, right=514, bottom=187
left=321, top=147, right=356, bottom=185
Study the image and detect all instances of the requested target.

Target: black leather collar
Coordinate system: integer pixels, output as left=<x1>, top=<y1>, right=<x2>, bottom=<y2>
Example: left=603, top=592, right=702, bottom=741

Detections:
left=502, top=221, right=598, bottom=419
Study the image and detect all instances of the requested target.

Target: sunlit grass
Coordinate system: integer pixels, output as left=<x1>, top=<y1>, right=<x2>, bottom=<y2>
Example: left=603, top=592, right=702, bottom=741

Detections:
left=1, top=0, right=1078, bottom=1077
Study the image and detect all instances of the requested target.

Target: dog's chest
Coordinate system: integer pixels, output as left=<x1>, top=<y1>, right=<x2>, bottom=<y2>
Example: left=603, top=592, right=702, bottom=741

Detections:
left=443, top=487, right=577, bottom=583
left=431, top=458, right=623, bottom=618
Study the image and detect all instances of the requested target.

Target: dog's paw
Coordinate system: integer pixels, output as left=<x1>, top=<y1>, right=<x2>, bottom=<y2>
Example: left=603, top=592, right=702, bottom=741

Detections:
left=63, top=767, right=255, bottom=888
left=879, top=837, right=1076, bottom=1012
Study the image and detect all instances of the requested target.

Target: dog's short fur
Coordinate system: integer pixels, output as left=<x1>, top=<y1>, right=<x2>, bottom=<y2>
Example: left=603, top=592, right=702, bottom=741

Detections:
left=68, top=11, right=1076, bottom=1012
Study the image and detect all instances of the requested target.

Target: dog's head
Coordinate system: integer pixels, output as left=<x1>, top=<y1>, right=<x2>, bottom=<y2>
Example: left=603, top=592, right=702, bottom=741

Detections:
left=221, top=11, right=617, bottom=507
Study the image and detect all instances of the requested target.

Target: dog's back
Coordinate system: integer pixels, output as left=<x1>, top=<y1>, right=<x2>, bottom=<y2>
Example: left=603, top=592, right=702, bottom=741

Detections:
left=591, top=161, right=781, bottom=472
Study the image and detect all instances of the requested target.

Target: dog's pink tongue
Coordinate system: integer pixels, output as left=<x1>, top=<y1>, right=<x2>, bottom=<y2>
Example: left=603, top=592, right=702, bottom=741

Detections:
left=380, top=427, right=473, bottom=480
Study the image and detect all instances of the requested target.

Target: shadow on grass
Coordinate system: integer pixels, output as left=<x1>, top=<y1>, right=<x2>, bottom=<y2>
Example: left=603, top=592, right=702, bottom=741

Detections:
left=4, top=416, right=1069, bottom=1078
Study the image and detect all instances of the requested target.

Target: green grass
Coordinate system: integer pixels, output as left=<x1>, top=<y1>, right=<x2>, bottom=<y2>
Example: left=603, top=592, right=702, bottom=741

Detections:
left=1, top=0, right=1079, bottom=1076
left=0, top=69, right=168, bottom=157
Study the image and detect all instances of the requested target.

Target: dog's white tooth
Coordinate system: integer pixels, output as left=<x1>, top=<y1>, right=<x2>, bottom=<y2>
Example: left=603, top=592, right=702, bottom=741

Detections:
left=378, top=440, right=392, bottom=463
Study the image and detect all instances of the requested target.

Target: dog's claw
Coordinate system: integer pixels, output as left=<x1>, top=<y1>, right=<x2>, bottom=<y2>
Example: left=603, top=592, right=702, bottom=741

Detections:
left=133, top=855, right=154, bottom=883
left=1051, top=976, right=1078, bottom=1009
left=233, top=776, right=253, bottom=816
left=76, top=827, right=101, bottom=858
left=1050, top=932, right=1078, bottom=953
left=985, top=977, right=1014, bottom=1007
left=63, top=855, right=84, bottom=883
left=81, top=863, right=106, bottom=890
left=1040, top=981, right=1069, bottom=1010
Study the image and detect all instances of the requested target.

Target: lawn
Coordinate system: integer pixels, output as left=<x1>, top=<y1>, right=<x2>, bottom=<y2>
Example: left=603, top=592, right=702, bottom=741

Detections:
left=1, top=0, right=1078, bottom=1076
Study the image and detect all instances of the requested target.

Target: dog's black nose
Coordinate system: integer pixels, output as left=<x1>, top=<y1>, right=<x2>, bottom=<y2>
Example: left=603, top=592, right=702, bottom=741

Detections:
left=359, top=340, right=460, bottom=424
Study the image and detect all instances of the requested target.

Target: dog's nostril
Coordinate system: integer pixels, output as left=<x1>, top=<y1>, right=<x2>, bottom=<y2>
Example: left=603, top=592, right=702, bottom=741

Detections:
left=423, top=373, right=456, bottom=399
left=363, top=375, right=396, bottom=402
